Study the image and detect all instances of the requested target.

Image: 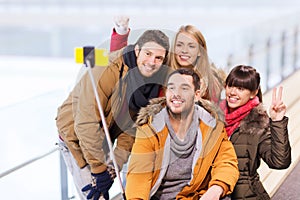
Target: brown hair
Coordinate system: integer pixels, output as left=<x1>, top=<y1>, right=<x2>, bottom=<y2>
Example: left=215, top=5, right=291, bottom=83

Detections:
left=168, top=68, right=201, bottom=91
left=135, top=30, right=170, bottom=64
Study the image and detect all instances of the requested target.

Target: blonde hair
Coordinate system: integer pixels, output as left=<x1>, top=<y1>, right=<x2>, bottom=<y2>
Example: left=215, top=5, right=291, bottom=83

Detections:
left=168, top=25, right=225, bottom=102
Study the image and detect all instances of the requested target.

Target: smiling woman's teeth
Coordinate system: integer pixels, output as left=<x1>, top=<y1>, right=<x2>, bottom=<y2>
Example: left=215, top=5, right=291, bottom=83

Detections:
left=180, top=55, right=189, bottom=60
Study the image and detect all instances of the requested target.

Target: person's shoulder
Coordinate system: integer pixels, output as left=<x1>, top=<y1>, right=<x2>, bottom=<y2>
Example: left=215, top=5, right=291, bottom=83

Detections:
left=239, top=103, right=269, bottom=132
left=248, top=103, right=268, bottom=120
left=104, top=47, right=128, bottom=73
left=136, top=97, right=166, bottom=127
left=136, top=107, right=167, bottom=140
left=109, top=48, right=124, bottom=64
left=195, top=104, right=217, bottom=128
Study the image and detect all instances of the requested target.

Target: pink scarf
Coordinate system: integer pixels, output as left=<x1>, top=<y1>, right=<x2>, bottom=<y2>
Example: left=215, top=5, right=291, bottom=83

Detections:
left=220, top=96, right=260, bottom=137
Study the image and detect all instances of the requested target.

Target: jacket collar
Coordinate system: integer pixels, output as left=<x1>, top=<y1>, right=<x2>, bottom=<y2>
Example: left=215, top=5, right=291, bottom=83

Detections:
left=151, top=104, right=216, bottom=132
left=239, top=103, right=269, bottom=134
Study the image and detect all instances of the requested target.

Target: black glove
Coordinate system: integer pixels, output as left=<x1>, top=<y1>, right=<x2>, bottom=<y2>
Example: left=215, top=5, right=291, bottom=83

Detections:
left=107, top=163, right=117, bottom=179
left=81, top=170, right=114, bottom=200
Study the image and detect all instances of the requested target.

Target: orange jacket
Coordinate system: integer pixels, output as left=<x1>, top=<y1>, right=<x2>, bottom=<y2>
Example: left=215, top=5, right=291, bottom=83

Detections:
left=126, top=105, right=239, bottom=199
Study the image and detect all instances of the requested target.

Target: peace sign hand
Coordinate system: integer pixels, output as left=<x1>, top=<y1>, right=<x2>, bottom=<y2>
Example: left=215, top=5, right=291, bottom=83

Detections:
left=269, top=86, right=286, bottom=121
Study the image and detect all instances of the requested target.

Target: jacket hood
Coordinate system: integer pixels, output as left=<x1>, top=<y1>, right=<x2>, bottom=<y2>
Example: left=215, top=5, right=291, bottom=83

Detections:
left=136, top=96, right=222, bottom=126
left=239, top=103, right=269, bottom=134
left=136, top=97, right=166, bottom=126
left=123, top=45, right=137, bottom=69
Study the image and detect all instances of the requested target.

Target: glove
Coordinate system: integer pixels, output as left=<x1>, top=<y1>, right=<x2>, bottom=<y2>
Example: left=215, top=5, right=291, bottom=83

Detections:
left=113, top=15, right=130, bottom=35
left=107, top=164, right=116, bottom=179
left=81, top=170, right=114, bottom=200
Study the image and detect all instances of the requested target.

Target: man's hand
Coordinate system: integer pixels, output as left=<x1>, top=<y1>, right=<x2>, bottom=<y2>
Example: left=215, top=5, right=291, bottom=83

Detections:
left=81, top=170, right=114, bottom=200
left=199, top=185, right=223, bottom=200
left=107, top=164, right=117, bottom=179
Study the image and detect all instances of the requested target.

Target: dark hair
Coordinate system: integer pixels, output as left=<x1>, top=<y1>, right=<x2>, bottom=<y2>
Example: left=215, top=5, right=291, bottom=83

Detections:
left=226, top=65, right=263, bottom=102
left=135, top=30, right=170, bottom=63
left=168, top=68, right=201, bottom=91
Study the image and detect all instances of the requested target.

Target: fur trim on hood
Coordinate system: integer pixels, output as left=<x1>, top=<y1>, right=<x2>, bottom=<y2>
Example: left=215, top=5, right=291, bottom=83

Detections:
left=239, top=103, right=269, bottom=134
left=135, top=96, right=224, bottom=126
left=135, top=97, right=166, bottom=126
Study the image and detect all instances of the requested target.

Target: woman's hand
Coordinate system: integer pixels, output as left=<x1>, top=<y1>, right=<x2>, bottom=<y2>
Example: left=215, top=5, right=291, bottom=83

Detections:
left=269, top=86, right=286, bottom=121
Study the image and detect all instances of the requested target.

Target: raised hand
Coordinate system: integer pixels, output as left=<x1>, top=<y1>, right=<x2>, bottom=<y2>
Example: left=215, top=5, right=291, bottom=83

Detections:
left=113, top=15, right=130, bottom=35
left=269, top=86, right=286, bottom=121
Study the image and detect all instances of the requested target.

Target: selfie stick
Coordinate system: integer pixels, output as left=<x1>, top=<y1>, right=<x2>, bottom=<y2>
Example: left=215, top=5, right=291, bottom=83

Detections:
left=85, top=59, right=126, bottom=200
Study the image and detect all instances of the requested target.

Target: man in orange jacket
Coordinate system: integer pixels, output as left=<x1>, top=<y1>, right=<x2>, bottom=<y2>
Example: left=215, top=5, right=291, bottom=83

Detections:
left=126, top=68, right=239, bottom=200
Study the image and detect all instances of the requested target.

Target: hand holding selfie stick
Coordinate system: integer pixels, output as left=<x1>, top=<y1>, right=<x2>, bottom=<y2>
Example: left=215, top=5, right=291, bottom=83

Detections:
left=85, top=59, right=126, bottom=200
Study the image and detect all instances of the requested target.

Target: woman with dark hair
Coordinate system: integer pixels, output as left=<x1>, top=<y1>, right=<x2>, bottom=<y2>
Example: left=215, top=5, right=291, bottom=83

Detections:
left=220, top=65, right=291, bottom=199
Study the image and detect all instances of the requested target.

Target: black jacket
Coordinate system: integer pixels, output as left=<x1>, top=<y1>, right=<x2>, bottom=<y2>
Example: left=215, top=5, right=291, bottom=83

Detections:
left=230, top=103, right=291, bottom=200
